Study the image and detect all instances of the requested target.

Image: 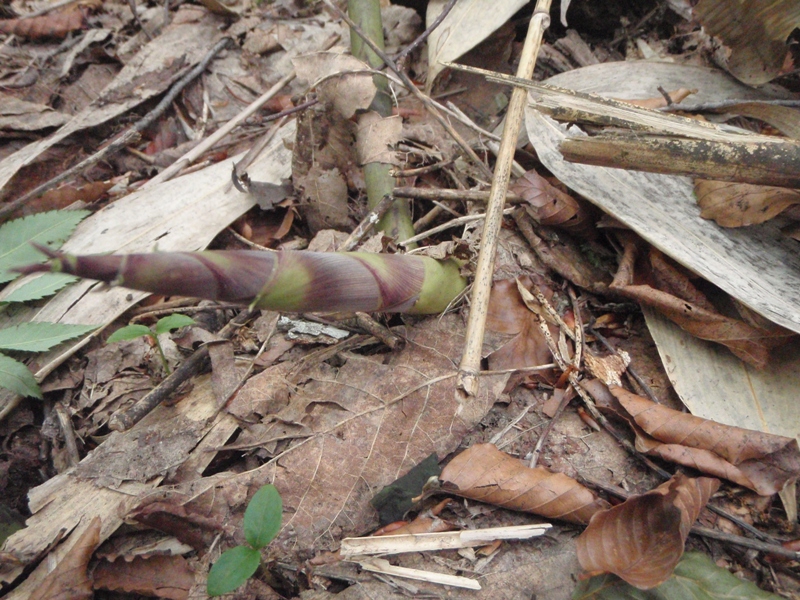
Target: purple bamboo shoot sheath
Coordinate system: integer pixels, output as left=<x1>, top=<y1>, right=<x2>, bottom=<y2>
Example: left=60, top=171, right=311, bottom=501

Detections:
left=19, top=247, right=466, bottom=314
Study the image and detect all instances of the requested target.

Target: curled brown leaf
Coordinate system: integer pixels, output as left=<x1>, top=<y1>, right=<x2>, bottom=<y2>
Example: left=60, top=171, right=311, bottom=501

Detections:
left=440, top=443, right=610, bottom=524
left=511, top=170, right=595, bottom=238
left=610, top=386, right=800, bottom=496
left=576, top=473, right=719, bottom=589
left=611, top=249, right=792, bottom=368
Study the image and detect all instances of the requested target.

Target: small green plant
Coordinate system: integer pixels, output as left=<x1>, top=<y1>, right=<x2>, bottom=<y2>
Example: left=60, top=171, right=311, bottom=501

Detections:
left=0, top=210, right=95, bottom=398
left=107, top=313, right=196, bottom=375
left=207, top=484, right=283, bottom=596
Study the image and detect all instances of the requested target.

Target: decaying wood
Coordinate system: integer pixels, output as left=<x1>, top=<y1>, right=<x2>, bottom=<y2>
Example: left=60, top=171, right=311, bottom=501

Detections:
left=340, top=523, right=552, bottom=557
left=560, top=135, right=800, bottom=188
left=0, top=376, right=231, bottom=596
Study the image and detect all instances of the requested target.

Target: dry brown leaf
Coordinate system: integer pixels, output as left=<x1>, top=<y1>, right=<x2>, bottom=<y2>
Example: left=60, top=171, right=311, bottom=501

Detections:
left=611, top=386, right=800, bottom=496
left=612, top=249, right=792, bottom=368
left=292, top=51, right=377, bottom=119
left=30, top=516, right=100, bottom=600
left=576, top=473, right=719, bottom=589
left=17, top=181, right=113, bottom=217
left=0, top=0, right=98, bottom=39
left=485, top=278, right=555, bottom=378
left=92, top=555, right=194, bottom=600
left=440, top=443, right=610, bottom=524
left=159, top=316, right=508, bottom=552
left=616, top=284, right=788, bottom=368
left=511, top=170, right=595, bottom=238
left=696, top=179, right=800, bottom=227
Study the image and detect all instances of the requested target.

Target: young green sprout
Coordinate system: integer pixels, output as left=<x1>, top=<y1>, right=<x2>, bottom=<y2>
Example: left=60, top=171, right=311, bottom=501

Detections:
left=207, top=484, right=283, bottom=596
left=106, top=314, right=195, bottom=375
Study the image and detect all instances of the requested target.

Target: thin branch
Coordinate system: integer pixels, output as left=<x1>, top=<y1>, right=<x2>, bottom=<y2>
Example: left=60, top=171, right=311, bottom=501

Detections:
left=457, top=1, right=552, bottom=396
left=394, top=0, right=458, bottom=64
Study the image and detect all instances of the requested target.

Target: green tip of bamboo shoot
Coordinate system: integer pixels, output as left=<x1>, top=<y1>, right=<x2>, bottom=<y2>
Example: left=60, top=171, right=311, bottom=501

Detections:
left=17, top=247, right=467, bottom=315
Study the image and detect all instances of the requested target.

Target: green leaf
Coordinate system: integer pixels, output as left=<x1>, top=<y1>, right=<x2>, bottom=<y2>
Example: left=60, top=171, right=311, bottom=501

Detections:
left=0, top=210, right=90, bottom=284
left=243, top=484, right=283, bottom=550
left=572, top=552, right=781, bottom=600
left=0, top=353, right=41, bottom=398
left=207, top=545, right=261, bottom=596
left=3, top=273, right=79, bottom=303
left=154, top=314, right=196, bottom=336
left=0, top=322, right=97, bottom=352
left=107, top=324, right=153, bottom=344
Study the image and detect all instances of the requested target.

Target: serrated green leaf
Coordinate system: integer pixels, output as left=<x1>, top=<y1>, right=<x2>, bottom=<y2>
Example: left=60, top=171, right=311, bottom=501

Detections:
left=107, top=324, right=153, bottom=343
left=3, top=273, right=79, bottom=303
left=243, top=484, right=282, bottom=550
left=0, top=322, right=97, bottom=352
left=207, top=545, right=261, bottom=596
left=572, top=552, right=780, bottom=600
left=0, top=353, right=41, bottom=398
left=155, top=314, right=196, bottom=336
left=0, top=210, right=90, bottom=284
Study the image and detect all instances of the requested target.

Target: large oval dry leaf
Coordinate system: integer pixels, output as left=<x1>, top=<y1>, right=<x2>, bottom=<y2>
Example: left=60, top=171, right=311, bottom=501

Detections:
left=485, top=279, right=554, bottom=374
left=440, top=443, right=610, bottom=524
left=610, top=386, right=800, bottom=496
left=696, top=180, right=800, bottom=227
left=576, top=474, right=719, bottom=590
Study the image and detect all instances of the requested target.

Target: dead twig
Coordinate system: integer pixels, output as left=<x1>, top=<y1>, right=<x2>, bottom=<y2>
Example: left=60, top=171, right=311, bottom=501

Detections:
left=393, top=187, right=524, bottom=204
left=393, top=0, right=457, bottom=65
left=400, top=206, right=515, bottom=247
left=337, top=193, right=397, bottom=252
left=457, top=1, right=552, bottom=396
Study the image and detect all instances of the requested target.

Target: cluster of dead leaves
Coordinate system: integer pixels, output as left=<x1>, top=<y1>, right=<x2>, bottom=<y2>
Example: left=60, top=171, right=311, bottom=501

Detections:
left=437, top=443, right=723, bottom=590
left=0, top=0, right=101, bottom=40
left=583, top=379, right=800, bottom=497
left=611, top=242, right=793, bottom=368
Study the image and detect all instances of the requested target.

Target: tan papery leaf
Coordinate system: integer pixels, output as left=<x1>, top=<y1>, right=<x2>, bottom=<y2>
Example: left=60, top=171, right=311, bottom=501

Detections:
left=610, top=386, right=800, bottom=496
left=511, top=170, right=595, bottom=237
left=576, top=474, right=720, bottom=589
left=0, top=0, right=99, bottom=39
left=440, top=443, right=610, bottom=524
left=696, top=180, right=800, bottom=227
left=485, top=278, right=554, bottom=376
